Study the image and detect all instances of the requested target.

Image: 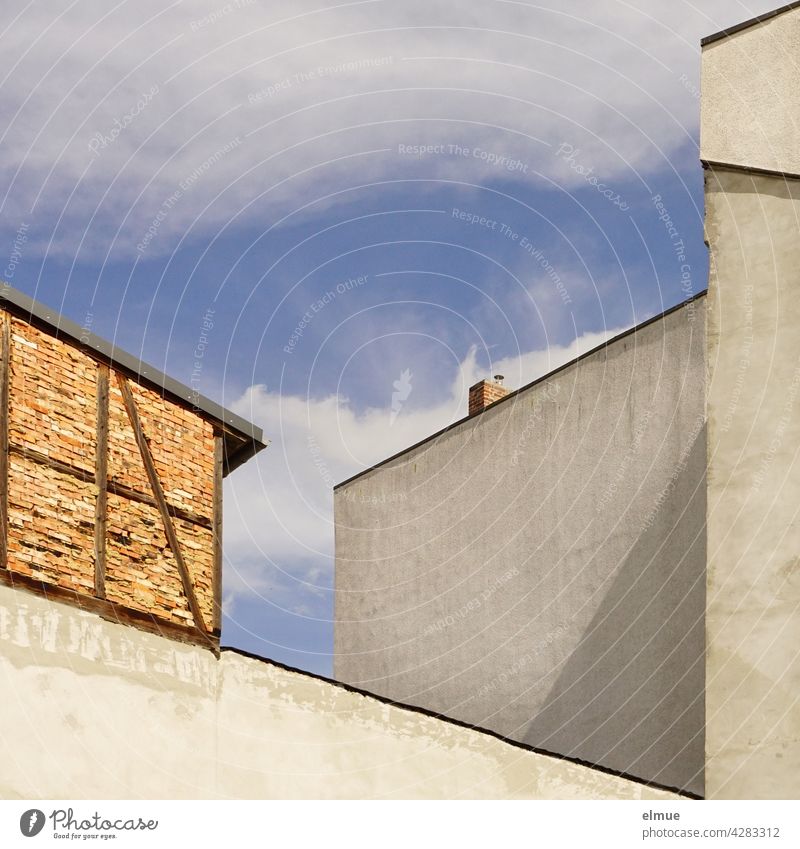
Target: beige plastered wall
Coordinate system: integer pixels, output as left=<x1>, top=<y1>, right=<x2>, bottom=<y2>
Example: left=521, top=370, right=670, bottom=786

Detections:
left=702, top=6, right=800, bottom=799
left=0, top=582, right=678, bottom=800
left=701, top=10, right=800, bottom=174
left=704, top=167, right=800, bottom=799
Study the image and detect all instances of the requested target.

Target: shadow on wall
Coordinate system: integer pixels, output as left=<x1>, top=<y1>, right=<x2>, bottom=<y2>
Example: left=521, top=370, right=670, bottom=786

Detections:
left=522, top=426, right=706, bottom=797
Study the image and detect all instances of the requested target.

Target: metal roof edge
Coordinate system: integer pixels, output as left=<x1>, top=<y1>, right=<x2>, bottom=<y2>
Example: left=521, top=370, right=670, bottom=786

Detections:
left=0, top=282, right=267, bottom=472
left=701, top=1, right=800, bottom=47
left=334, top=291, right=707, bottom=491
left=702, top=159, right=800, bottom=182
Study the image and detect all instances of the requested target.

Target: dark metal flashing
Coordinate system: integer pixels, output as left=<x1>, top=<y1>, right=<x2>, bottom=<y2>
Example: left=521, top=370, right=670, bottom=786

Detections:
left=335, top=291, right=708, bottom=491
left=701, top=1, right=800, bottom=46
left=220, top=646, right=702, bottom=800
left=223, top=438, right=264, bottom=477
left=0, top=282, right=267, bottom=475
left=702, top=159, right=800, bottom=183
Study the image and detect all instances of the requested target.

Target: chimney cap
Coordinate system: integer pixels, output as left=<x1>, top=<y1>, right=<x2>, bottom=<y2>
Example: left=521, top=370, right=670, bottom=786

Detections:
left=494, top=374, right=504, bottom=384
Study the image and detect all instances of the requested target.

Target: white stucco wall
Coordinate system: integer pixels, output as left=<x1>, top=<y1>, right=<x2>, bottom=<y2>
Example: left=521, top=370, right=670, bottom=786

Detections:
left=701, top=7, right=800, bottom=174
left=0, top=583, right=678, bottom=800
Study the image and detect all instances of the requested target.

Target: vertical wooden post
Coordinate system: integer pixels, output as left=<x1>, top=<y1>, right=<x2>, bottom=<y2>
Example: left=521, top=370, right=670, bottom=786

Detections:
left=94, top=364, right=109, bottom=597
left=0, top=312, right=10, bottom=569
left=212, top=434, right=223, bottom=634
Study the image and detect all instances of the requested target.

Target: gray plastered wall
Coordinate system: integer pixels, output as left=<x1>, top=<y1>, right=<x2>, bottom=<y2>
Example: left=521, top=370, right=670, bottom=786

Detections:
left=335, top=299, right=707, bottom=796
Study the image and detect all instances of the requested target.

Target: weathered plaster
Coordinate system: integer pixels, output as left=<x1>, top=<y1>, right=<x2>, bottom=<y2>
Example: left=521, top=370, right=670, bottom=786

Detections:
left=701, top=8, right=800, bottom=175
left=0, top=583, right=678, bottom=800
left=704, top=167, right=800, bottom=799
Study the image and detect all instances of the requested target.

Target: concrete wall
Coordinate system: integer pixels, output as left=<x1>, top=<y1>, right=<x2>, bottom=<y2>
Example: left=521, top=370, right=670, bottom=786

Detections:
left=0, top=582, right=677, bottom=800
left=701, top=8, right=800, bottom=175
left=704, top=167, right=800, bottom=799
left=334, top=300, right=706, bottom=796
left=702, top=7, right=800, bottom=801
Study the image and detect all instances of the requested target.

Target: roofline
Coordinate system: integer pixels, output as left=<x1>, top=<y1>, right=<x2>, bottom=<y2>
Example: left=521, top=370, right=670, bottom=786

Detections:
left=0, top=282, right=267, bottom=474
left=334, top=291, right=707, bottom=490
left=220, top=646, right=700, bottom=799
left=701, top=1, right=800, bottom=46
left=702, top=158, right=800, bottom=183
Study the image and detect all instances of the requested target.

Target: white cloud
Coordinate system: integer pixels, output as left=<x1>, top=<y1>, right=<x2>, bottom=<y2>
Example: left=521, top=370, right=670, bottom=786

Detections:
left=0, top=0, right=779, bottom=259
left=223, top=323, right=626, bottom=603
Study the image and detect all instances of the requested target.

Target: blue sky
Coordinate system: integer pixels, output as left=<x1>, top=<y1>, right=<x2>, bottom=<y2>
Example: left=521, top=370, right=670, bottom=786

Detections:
left=0, top=0, right=778, bottom=675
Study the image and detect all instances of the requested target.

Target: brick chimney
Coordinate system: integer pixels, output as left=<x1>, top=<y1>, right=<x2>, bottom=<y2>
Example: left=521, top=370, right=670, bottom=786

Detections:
left=468, top=375, right=509, bottom=416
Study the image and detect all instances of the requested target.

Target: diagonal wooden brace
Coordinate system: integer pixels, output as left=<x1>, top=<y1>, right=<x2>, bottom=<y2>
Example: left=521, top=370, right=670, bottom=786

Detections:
left=115, top=372, right=207, bottom=633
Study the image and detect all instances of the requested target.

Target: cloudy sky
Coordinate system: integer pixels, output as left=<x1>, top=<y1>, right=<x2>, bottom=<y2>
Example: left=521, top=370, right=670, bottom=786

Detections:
left=0, top=0, right=779, bottom=675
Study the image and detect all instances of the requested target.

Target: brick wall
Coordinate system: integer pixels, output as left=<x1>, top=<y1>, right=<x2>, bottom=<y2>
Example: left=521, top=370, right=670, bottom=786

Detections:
left=9, top=319, right=97, bottom=470
left=1, top=310, right=220, bottom=637
left=7, top=455, right=96, bottom=593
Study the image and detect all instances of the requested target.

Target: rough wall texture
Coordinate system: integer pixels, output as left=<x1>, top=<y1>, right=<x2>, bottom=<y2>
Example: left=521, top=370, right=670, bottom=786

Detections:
left=105, top=496, right=193, bottom=627
left=0, top=582, right=680, bottom=800
left=105, top=378, right=216, bottom=629
left=2, top=309, right=217, bottom=633
left=335, top=300, right=706, bottom=796
left=108, top=379, right=215, bottom=517
left=7, top=455, right=95, bottom=593
left=702, top=9, right=800, bottom=800
left=704, top=167, right=800, bottom=799
left=9, top=318, right=97, bottom=471
left=701, top=8, right=800, bottom=175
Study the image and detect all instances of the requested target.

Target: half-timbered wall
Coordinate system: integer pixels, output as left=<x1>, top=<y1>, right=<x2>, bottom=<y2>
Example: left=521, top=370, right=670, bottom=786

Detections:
left=0, top=308, right=223, bottom=645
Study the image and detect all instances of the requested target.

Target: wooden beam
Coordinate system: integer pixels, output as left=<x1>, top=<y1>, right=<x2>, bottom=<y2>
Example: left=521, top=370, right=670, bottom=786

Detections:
left=9, top=445, right=93, bottom=481
left=94, top=364, right=109, bottom=598
left=107, top=478, right=212, bottom=528
left=0, top=313, right=9, bottom=569
left=0, top=567, right=218, bottom=652
left=212, top=434, right=223, bottom=634
left=5, top=444, right=211, bottom=529
left=115, top=373, right=208, bottom=633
